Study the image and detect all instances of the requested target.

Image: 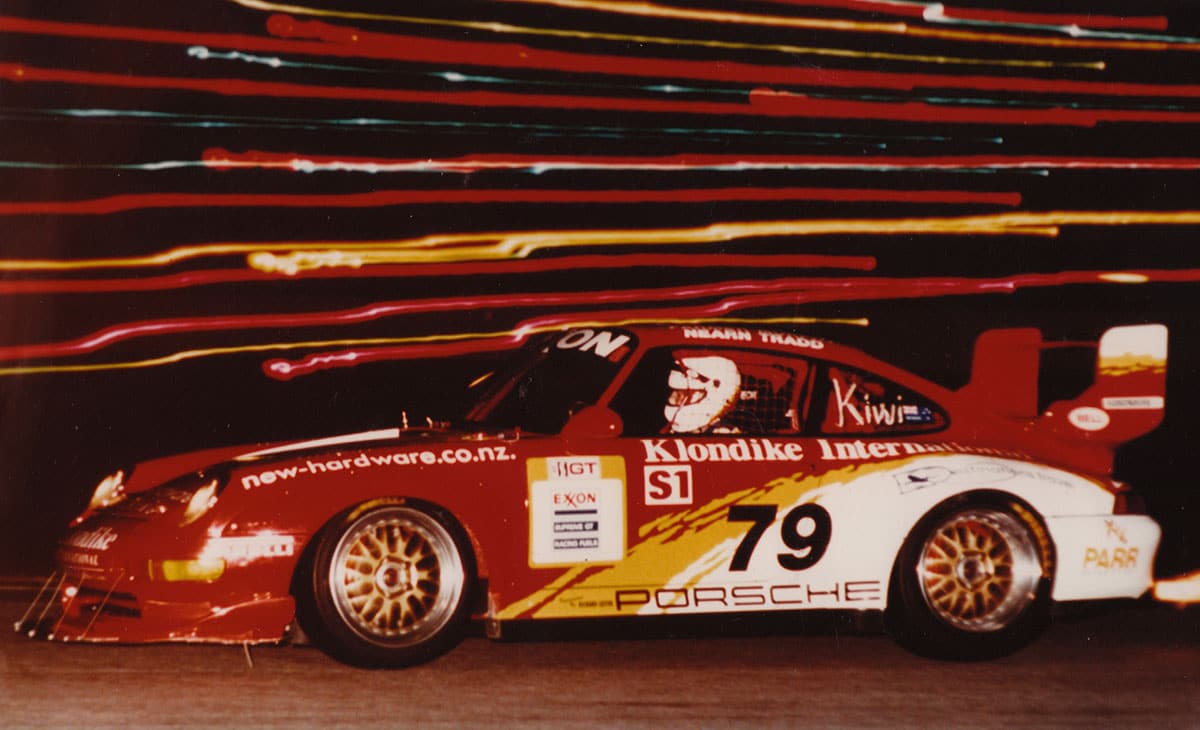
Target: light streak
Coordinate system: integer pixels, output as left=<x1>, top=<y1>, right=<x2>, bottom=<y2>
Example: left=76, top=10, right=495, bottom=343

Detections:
left=492, top=0, right=1200, bottom=49
left=202, top=149, right=1200, bottom=175
left=263, top=268, right=1200, bottom=379
left=0, top=254, right=877, bottom=295
left=261, top=316, right=868, bottom=380
left=2, top=107, right=944, bottom=146
left=226, top=1, right=1097, bottom=69
left=0, top=278, right=882, bottom=362
left=1153, top=571, right=1200, bottom=605
left=7, top=211, right=1200, bottom=274
left=8, top=63, right=1172, bottom=126
left=748, top=1, right=1168, bottom=32
left=0, top=316, right=865, bottom=378
left=25, top=147, right=1200, bottom=177
left=253, top=15, right=1194, bottom=98
left=0, top=187, right=1020, bottom=216
left=0, top=14, right=1103, bottom=103
left=185, top=45, right=376, bottom=74
left=1, top=269, right=1193, bottom=377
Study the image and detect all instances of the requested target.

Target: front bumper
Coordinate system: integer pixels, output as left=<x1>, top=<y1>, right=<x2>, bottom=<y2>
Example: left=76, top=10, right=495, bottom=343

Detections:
left=1048, top=514, right=1161, bottom=601
left=14, top=567, right=294, bottom=645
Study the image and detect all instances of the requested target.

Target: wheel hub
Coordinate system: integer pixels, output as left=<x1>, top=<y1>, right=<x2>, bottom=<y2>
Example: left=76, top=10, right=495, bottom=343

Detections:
left=954, top=551, right=995, bottom=590
left=374, top=559, right=415, bottom=598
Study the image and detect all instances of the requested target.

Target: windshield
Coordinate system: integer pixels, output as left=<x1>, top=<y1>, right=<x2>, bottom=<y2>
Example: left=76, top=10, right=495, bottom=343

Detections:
left=465, top=329, right=636, bottom=433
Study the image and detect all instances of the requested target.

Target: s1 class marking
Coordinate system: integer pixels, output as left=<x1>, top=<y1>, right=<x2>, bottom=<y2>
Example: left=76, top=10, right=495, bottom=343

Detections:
left=727, top=503, right=832, bottom=572
left=644, top=465, right=693, bottom=505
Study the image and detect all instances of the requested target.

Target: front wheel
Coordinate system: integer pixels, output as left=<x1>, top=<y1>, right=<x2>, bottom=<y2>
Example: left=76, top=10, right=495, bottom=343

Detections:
left=887, top=498, right=1052, bottom=660
left=303, top=501, right=474, bottom=668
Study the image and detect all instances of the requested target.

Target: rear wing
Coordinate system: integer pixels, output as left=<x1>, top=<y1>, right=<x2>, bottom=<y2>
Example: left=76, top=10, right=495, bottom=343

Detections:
left=963, top=324, right=1167, bottom=448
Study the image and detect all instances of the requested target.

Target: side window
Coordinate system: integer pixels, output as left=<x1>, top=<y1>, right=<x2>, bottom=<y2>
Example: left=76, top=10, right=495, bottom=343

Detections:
left=818, top=365, right=947, bottom=435
left=609, top=347, right=808, bottom=436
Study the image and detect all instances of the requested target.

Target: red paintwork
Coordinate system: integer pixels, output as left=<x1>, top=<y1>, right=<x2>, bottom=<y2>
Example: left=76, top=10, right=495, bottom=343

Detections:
left=34, top=324, right=1157, bottom=644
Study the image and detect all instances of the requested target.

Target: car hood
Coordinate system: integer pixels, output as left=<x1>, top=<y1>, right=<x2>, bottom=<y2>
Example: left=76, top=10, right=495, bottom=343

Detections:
left=124, top=424, right=509, bottom=493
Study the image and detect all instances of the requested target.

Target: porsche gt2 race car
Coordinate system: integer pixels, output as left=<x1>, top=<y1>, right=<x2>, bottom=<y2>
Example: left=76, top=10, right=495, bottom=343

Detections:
left=17, top=323, right=1166, bottom=665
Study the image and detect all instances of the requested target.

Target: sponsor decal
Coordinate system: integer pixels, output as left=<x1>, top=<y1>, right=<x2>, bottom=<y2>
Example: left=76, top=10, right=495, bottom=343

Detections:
left=239, top=446, right=515, bottom=489
left=612, top=580, right=881, bottom=612
left=1083, top=546, right=1139, bottom=571
left=831, top=376, right=930, bottom=430
left=682, top=326, right=752, bottom=342
left=547, top=456, right=601, bottom=480
left=59, top=549, right=100, bottom=567
left=555, top=329, right=632, bottom=360
left=1101, top=396, right=1164, bottom=411
left=757, top=331, right=825, bottom=350
left=641, top=438, right=804, bottom=464
left=1105, top=519, right=1129, bottom=544
left=528, top=456, right=626, bottom=566
left=1068, top=406, right=1110, bottom=432
left=644, top=465, right=694, bottom=506
left=680, top=327, right=824, bottom=350
left=893, top=461, right=1016, bottom=493
left=65, top=526, right=119, bottom=551
left=201, top=535, right=296, bottom=565
left=1097, top=324, right=1167, bottom=376
left=817, top=439, right=1022, bottom=462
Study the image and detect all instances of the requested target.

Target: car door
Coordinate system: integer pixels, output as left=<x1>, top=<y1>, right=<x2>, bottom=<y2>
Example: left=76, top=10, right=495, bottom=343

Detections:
left=591, top=344, right=831, bottom=617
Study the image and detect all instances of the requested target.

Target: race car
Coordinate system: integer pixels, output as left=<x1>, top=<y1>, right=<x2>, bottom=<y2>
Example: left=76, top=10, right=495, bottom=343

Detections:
left=17, top=323, right=1166, bottom=666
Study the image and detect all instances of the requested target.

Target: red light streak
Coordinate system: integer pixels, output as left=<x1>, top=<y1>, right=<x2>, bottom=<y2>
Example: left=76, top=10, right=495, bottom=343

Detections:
left=0, top=13, right=1084, bottom=76
left=8, top=62, right=1200, bottom=127
left=0, top=187, right=1020, bottom=216
left=260, top=267, right=1200, bottom=379
left=6, top=14, right=1192, bottom=99
left=10, top=268, right=1195, bottom=365
left=0, top=254, right=876, bottom=295
left=0, top=277, right=884, bottom=362
left=202, top=148, right=1200, bottom=174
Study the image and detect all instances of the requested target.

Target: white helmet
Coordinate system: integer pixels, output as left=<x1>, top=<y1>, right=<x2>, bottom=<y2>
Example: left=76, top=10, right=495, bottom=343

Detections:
left=664, top=356, right=740, bottom=433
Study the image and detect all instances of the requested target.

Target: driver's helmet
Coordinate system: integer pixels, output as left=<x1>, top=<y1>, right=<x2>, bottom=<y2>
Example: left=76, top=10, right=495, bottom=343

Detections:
left=664, top=355, right=741, bottom=433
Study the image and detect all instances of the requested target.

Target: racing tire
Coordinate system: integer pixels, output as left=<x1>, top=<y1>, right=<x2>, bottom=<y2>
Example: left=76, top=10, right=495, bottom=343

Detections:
left=302, top=500, right=475, bottom=668
left=886, top=496, right=1052, bottom=660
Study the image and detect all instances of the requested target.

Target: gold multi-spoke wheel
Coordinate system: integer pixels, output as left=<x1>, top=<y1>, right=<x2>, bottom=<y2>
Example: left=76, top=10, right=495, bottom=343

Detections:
left=917, top=509, right=1043, bottom=633
left=316, top=503, right=470, bottom=664
left=889, top=500, right=1051, bottom=659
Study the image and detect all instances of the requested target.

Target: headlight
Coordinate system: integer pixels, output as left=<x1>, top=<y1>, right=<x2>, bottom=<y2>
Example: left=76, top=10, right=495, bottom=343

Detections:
left=180, top=479, right=219, bottom=526
left=88, top=470, right=127, bottom=511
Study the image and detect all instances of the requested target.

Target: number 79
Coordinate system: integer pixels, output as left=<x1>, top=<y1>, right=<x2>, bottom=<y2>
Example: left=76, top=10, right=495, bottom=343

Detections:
left=727, top=503, right=832, bottom=572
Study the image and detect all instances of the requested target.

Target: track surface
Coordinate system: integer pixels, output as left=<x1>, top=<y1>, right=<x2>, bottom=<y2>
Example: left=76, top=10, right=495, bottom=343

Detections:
left=1, top=597, right=1196, bottom=729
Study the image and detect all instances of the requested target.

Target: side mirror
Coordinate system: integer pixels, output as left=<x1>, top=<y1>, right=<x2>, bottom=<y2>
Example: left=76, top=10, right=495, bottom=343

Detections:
left=561, top=406, right=623, bottom=439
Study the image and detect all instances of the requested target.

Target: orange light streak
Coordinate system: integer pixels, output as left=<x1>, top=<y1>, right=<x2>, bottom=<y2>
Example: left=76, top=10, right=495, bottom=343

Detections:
left=0, top=316, right=865, bottom=377
left=1153, top=571, right=1200, bottom=605
left=226, top=0, right=1099, bottom=69
left=7, top=210, right=1200, bottom=274
left=494, top=0, right=1200, bottom=52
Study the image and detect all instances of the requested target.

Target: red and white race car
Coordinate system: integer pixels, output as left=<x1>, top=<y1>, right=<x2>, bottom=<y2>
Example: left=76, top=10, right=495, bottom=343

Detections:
left=18, top=323, right=1166, bottom=665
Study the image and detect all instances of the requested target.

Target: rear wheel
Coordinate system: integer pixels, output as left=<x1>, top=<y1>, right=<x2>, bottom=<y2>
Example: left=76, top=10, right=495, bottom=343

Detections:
left=303, top=501, right=474, bottom=667
left=888, top=498, right=1051, bottom=660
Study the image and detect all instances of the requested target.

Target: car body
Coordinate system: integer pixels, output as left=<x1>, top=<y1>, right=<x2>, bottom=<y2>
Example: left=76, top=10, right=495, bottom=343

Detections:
left=17, top=323, right=1166, bottom=664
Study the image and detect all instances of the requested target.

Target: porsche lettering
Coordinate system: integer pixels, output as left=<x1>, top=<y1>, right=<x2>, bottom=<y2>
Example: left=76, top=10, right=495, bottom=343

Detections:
left=613, top=580, right=882, bottom=612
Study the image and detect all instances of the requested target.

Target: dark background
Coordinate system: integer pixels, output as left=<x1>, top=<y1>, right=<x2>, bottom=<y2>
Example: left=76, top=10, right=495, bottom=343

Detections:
left=1, top=0, right=1198, bottom=577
